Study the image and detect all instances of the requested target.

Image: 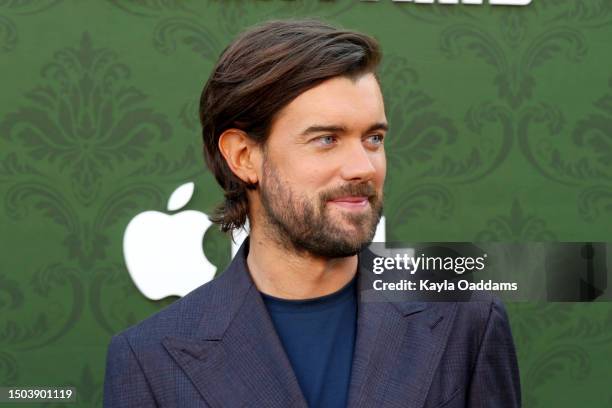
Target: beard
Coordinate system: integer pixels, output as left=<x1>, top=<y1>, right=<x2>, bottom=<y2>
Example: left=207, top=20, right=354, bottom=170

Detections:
left=259, top=159, right=383, bottom=258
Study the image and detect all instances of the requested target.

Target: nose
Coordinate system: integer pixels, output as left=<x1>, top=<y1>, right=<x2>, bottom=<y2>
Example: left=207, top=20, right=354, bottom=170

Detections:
left=339, top=140, right=377, bottom=182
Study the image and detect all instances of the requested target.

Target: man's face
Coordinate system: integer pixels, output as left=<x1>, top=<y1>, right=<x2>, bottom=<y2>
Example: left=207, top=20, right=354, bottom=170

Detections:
left=257, top=73, right=387, bottom=258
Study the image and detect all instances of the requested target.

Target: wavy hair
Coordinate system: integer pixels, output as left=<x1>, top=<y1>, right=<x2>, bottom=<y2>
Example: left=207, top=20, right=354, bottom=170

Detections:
left=199, top=19, right=381, bottom=232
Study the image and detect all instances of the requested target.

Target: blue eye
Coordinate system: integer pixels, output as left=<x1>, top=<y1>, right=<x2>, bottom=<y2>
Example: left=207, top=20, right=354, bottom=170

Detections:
left=367, top=134, right=384, bottom=145
left=316, top=135, right=337, bottom=146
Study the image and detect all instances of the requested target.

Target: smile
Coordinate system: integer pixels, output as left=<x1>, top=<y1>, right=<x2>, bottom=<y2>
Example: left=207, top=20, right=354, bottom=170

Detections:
left=328, top=196, right=370, bottom=210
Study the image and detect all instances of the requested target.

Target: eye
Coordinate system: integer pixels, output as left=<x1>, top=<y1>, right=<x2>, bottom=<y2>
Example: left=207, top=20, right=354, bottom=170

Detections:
left=366, top=134, right=385, bottom=146
left=314, top=135, right=337, bottom=146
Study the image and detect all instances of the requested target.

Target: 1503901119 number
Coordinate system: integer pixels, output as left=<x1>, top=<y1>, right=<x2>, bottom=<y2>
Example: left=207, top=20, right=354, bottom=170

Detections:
left=0, top=387, right=76, bottom=403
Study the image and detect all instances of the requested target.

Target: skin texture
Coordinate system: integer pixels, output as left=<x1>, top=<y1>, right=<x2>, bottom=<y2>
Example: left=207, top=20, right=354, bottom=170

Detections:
left=219, top=73, right=387, bottom=299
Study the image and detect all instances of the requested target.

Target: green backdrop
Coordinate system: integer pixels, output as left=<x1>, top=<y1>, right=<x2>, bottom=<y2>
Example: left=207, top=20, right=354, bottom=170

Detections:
left=1, top=0, right=611, bottom=406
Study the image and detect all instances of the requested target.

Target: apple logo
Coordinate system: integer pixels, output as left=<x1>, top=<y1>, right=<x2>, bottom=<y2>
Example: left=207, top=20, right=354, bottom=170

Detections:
left=123, top=182, right=216, bottom=300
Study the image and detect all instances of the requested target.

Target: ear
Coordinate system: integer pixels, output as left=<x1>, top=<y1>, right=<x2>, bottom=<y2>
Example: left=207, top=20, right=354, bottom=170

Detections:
left=218, top=129, right=261, bottom=185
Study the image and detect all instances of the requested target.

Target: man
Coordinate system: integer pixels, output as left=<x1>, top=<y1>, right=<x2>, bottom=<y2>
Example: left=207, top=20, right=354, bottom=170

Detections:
left=104, top=20, right=521, bottom=407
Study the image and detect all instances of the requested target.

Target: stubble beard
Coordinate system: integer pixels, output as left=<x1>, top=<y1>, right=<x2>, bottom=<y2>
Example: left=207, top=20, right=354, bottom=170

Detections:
left=259, top=159, right=383, bottom=258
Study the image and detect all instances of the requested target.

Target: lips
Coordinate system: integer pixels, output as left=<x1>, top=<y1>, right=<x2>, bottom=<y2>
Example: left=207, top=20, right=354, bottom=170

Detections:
left=328, top=196, right=370, bottom=209
left=330, top=196, right=368, bottom=203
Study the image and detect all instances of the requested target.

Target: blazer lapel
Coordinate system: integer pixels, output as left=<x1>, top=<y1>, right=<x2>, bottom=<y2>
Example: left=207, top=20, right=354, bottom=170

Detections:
left=162, top=239, right=308, bottom=408
left=347, top=250, right=458, bottom=408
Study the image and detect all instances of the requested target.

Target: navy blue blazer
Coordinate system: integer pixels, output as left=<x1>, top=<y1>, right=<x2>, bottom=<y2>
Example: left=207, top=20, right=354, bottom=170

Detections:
left=104, top=239, right=521, bottom=407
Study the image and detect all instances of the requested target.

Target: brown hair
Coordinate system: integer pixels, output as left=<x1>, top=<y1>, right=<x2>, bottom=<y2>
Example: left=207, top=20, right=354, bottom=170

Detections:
left=199, top=19, right=381, bottom=232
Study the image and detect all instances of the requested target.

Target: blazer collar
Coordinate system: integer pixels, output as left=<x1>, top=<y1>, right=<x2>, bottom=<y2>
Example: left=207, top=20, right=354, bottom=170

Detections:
left=162, top=237, right=307, bottom=407
left=163, top=238, right=455, bottom=408
left=346, top=247, right=456, bottom=408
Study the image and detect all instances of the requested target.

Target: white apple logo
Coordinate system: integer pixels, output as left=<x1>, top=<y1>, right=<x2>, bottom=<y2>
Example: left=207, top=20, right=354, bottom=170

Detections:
left=123, top=182, right=216, bottom=300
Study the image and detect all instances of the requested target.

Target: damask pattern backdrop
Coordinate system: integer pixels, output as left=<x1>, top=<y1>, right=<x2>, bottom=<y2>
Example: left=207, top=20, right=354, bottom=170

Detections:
left=0, top=0, right=611, bottom=406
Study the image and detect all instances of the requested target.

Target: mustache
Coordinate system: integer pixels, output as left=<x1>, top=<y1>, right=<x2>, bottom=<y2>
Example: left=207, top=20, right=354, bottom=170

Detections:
left=320, top=183, right=378, bottom=202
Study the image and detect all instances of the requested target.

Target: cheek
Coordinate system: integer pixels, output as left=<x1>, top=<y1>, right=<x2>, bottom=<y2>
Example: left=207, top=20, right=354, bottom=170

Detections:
left=372, top=153, right=387, bottom=185
left=291, top=156, right=339, bottom=185
left=274, top=163, right=330, bottom=204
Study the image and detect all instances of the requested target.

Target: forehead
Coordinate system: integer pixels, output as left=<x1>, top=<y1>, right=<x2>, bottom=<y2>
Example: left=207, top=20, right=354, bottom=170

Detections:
left=271, top=73, right=386, bottom=134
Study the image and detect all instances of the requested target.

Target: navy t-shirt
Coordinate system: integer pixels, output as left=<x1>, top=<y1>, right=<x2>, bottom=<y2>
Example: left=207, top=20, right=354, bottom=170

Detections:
left=261, top=276, right=358, bottom=408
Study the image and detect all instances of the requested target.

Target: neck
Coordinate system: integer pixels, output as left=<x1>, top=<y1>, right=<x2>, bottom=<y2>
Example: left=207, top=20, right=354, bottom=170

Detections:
left=246, top=226, right=358, bottom=300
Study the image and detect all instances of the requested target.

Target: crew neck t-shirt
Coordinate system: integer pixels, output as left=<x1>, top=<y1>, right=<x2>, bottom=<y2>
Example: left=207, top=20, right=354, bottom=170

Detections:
left=261, top=276, right=358, bottom=408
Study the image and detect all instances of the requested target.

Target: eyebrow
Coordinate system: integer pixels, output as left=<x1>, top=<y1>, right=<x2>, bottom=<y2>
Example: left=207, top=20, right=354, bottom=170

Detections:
left=299, top=122, right=389, bottom=136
